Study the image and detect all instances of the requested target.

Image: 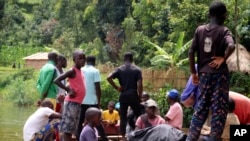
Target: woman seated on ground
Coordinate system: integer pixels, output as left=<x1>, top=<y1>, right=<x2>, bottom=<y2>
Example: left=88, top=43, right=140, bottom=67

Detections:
left=135, top=99, right=165, bottom=130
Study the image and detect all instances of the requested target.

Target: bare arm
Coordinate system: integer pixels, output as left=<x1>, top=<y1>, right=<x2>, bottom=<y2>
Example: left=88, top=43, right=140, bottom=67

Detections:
left=107, top=73, right=121, bottom=91
left=95, top=82, right=101, bottom=108
left=209, top=43, right=235, bottom=69
left=49, top=113, right=62, bottom=119
left=54, top=69, right=75, bottom=92
left=189, top=47, right=196, bottom=75
left=224, top=43, right=235, bottom=60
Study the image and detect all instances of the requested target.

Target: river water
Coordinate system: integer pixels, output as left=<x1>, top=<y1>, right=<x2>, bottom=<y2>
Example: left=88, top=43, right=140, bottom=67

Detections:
left=0, top=100, right=36, bottom=141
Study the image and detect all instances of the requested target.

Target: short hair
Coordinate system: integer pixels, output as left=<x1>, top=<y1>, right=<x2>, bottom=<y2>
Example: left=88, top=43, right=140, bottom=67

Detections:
left=228, top=98, right=235, bottom=113
left=108, top=101, right=115, bottom=107
left=209, top=1, right=227, bottom=17
left=57, top=54, right=66, bottom=61
left=48, top=52, right=58, bottom=60
left=124, top=52, right=133, bottom=62
left=73, top=49, right=85, bottom=61
left=86, top=55, right=96, bottom=64
left=41, top=99, right=53, bottom=107
left=85, top=107, right=101, bottom=122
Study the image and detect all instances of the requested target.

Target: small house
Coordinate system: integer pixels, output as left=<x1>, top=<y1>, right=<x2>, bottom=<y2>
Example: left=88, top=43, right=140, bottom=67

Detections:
left=23, top=52, right=49, bottom=70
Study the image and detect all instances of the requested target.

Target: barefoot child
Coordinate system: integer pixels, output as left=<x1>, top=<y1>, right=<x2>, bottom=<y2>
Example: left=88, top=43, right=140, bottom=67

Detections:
left=54, top=49, right=86, bottom=141
left=80, top=107, right=102, bottom=141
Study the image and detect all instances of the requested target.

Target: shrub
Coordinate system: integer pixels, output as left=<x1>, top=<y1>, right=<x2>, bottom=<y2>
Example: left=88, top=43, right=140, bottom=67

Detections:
left=230, top=72, right=250, bottom=96
left=5, top=77, right=39, bottom=106
left=100, top=75, right=119, bottom=108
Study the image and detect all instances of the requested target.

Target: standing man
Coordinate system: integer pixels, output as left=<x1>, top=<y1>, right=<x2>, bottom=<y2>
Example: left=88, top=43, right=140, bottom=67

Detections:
left=77, top=55, right=108, bottom=141
left=107, top=52, right=143, bottom=141
left=37, top=52, right=58, bottom=107
left=186, top=1, right=235, bottom=141
left=55, top=54, right=67, bottom=113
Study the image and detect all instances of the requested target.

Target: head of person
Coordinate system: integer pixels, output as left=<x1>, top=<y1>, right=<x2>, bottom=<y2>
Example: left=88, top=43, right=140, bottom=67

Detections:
left=145, top=99, right=158, bottom=119
left=166, top=89, right=179, bottom=104
left=141, top=91, right=150, bottom=102
left=48, top=52, right=58, bottom=65
left=228, top=97, right=236, bottom=113
left=108, top=101, right=116, bottom=113
left=41, top=99, right=54, bottom=110
left=209, top=1, right=227, bottom=25
left=57, top=54, right=67, bottom=68
left=73, top=49, right=85, bottom=68
left=85, top=107, right=101, bottom=126
left=86, top=55, right=96, bottom=66
left=124, top=52, right=133, bottom=63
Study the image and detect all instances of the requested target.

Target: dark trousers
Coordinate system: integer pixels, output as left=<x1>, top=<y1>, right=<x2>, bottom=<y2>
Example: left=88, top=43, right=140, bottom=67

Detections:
left=120, top=101, right=142, bottom=135
left=186, top=73, right=229, bottom=141
left=77, top=104, right=108, bottom=141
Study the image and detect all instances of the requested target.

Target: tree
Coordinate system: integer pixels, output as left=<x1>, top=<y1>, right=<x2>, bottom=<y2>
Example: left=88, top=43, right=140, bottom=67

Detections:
left=146, top=32, right=191, bottom=69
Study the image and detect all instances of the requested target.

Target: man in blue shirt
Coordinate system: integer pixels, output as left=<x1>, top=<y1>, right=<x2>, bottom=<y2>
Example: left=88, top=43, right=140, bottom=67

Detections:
left=77, top=56, right=108, bottom=141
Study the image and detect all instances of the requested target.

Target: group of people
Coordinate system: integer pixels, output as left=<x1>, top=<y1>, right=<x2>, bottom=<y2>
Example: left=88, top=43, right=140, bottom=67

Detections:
left=23, top=1, right=250, bottom=141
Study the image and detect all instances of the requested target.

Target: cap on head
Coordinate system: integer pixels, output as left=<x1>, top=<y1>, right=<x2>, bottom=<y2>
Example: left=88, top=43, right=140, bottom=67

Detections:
left=145, top=99, right=158, bottom=108
left=209, top=1, right=227, bottom=18
left=167, top=89, right=179, bottom=100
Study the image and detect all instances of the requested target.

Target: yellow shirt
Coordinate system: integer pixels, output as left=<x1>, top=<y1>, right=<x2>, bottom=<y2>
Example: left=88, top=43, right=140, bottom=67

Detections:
left=102, top=110, right=120, bottom=124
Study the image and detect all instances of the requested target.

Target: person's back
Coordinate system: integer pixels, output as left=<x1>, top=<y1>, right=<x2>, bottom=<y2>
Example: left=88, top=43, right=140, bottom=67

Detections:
left=187, top=2, right=235, bottom=141
left=229, top=91, right=250, bottom=124
left=116, top=64, right=141, bottom=92
left=37, top=52, right=58, bottom=100
left=166, top=102, right=183, bottom=129
left=82, top=64, right=100, bottom=105
left=194, top=24, right=232, bottom=73
left=23, top=107, right=54, bottom=141
left=23, top=100, right=61, bottom=141
left=165, top=89, right=183, bottom=130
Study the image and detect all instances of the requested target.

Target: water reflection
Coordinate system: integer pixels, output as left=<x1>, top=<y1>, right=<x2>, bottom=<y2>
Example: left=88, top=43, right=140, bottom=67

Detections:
left=0, top=100, right=36, bottom=141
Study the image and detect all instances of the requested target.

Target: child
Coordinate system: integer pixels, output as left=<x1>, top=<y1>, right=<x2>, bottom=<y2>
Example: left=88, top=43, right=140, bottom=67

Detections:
left=54, top=49, right=86, bottom=141
left=23, top=99, right=62, bottom=141
left=135, top=99, right=165, bottom=130
left=187, top=1, right=235, bottom=141
left=165, top=89, right=183, bottom=129
left=55, top=54, right=67, bottom=113
left=80, top=107, right=102, bottom=141
left=102, top=101, right=120, bottom=125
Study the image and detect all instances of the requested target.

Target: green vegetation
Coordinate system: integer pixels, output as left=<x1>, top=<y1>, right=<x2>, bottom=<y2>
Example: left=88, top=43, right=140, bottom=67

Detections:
left=0, top=0, right=250, bottom=130
left=0, top=0, right=249, bottom=67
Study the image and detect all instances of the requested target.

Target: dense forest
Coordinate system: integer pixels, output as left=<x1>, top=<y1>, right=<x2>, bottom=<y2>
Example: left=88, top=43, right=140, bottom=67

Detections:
left=0, top=0, right=249, bottom=67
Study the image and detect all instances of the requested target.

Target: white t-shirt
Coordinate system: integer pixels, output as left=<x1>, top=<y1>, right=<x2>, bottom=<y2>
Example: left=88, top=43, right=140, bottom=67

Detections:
left=23, top=107, right=56, bottom=141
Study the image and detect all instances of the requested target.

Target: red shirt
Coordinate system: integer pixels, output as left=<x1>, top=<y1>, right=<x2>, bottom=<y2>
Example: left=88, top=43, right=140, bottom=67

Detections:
left=229, top=91, right=250, bottom=124
left=65, top=67, right=86, bottom=104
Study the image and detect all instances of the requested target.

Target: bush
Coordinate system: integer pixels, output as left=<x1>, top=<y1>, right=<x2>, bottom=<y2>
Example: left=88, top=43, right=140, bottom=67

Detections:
left=230, top=72, right=250, bottom=95
left=5, top=77, right=39, bottom=106
left=1, top=68, right=38, bottom=106
left=100, top=75, right=119, bottom=108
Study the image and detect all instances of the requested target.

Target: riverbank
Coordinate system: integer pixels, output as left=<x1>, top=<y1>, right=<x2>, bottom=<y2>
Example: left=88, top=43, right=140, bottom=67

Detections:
left=0, top=100, right=36, bottom=141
